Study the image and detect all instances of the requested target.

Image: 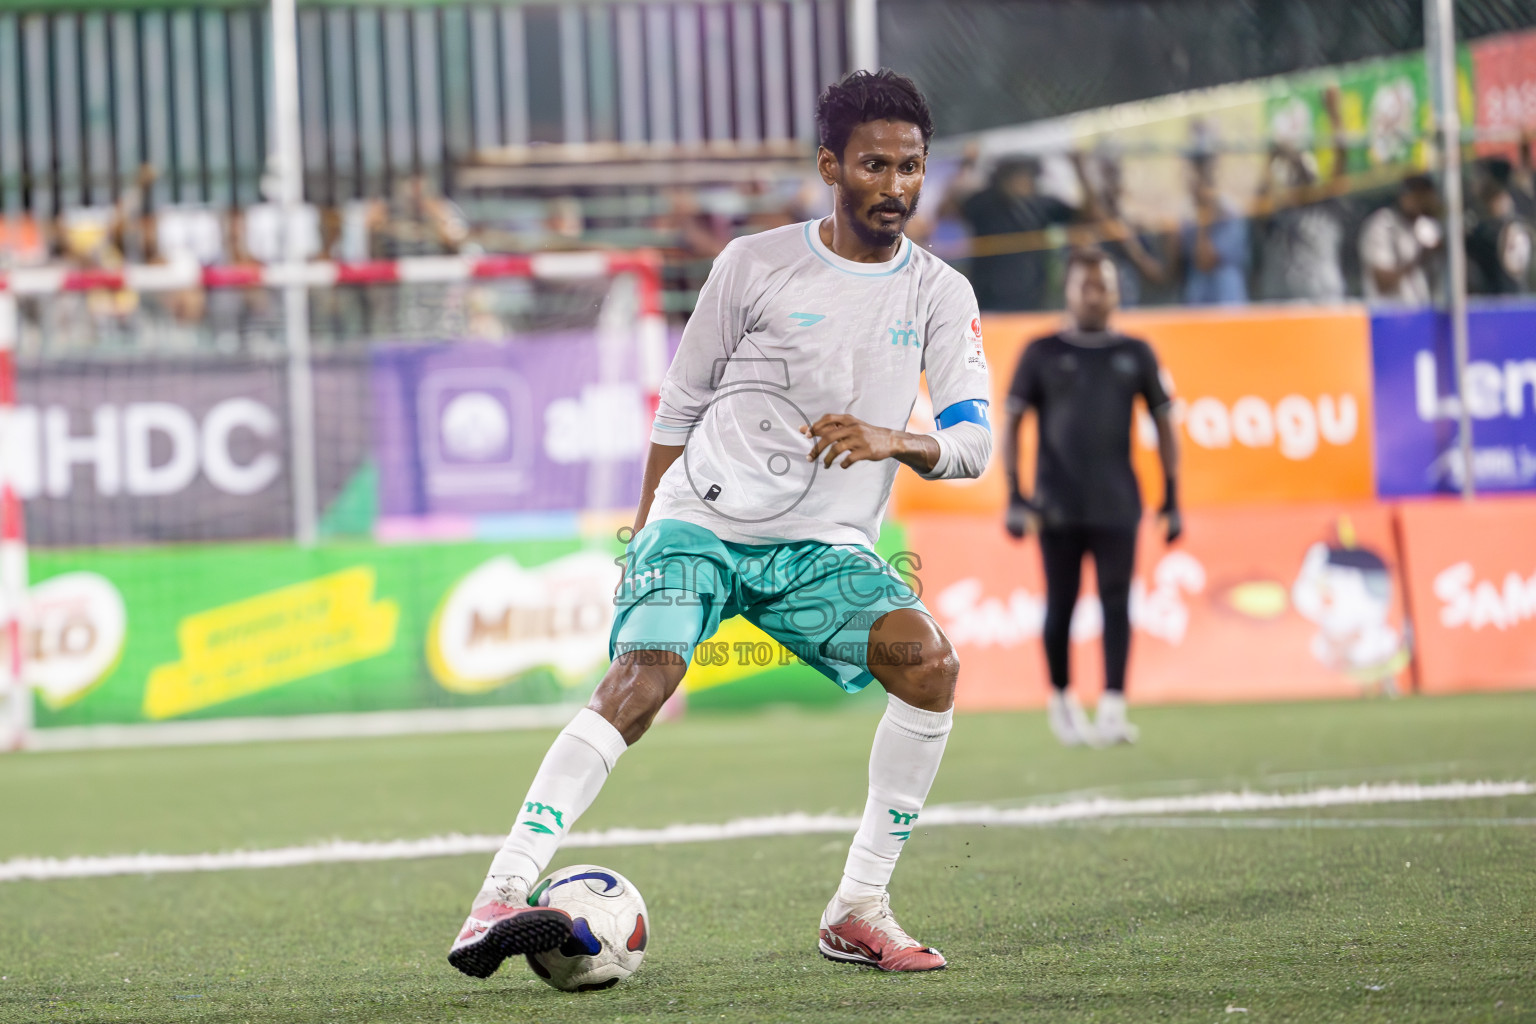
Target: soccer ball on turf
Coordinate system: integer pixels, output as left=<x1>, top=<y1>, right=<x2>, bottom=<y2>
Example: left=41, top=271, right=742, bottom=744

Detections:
left=526, top=864, right=649, bottom=991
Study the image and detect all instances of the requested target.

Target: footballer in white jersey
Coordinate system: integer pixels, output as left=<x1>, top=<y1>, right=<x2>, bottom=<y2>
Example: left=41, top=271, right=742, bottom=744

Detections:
left=450, top=69, right=990, bottom=981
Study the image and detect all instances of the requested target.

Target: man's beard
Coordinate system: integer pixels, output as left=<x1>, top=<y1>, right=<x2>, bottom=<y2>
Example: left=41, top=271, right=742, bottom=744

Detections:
left=839, top=189, right=919, bottom=248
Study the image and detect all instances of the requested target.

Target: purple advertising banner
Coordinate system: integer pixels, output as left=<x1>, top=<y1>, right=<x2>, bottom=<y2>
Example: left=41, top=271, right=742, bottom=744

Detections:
left=13, top=355, right=370, bottom=546
left=371, top=333, right=650, bottom=516
left=1372, top=303, right=1536, bottom=496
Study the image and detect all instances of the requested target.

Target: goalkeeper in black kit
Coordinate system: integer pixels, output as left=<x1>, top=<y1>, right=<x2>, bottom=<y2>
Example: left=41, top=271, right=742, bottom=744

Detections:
left=1001, top=248, right=1182, bottom=746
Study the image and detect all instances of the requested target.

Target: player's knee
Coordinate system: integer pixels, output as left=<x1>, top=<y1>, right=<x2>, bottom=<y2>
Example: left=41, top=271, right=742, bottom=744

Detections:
left=889, top=638, right=958, bottom=712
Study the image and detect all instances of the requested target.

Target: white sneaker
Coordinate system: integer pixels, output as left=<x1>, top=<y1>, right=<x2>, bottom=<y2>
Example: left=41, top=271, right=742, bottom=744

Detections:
left=1047, top=692, right=1095, bottom=747
left=1094, top=692, right=1140, bottom=745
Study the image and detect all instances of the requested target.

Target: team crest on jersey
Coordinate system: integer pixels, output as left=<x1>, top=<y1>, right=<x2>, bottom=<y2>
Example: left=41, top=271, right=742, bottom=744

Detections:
left=887, top=320, right=920, bottom=348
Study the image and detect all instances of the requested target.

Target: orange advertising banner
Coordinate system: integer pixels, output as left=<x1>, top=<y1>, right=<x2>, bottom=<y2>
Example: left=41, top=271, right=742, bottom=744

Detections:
left=1397, top=496, right=1536, bottom=694
left=894, top=307, right=1377, bottom=515
left=905, top=503, right=1410, bottom=710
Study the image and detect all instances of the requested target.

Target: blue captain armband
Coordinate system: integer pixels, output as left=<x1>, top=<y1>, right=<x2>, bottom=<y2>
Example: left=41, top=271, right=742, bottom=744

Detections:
left=935, top=399, right=990, bottom=431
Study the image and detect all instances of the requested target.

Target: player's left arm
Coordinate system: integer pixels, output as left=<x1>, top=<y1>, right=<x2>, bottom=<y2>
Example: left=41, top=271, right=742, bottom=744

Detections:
left=1140, top=341, right=1183, bottom=543
left=803, top=278, right=992, bottom=478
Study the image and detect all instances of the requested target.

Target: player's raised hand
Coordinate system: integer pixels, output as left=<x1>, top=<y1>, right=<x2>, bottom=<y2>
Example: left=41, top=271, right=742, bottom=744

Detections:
left=800, top=414, right=901, bottom=469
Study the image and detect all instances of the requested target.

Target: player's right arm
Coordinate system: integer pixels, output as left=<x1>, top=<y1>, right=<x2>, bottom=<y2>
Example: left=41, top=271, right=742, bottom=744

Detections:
left=631, top=240, right=752, bottom=534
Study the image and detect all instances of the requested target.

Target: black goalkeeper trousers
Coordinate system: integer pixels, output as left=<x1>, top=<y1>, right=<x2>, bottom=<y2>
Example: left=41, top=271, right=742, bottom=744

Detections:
left=1038, top=523, right=1139, bottom=694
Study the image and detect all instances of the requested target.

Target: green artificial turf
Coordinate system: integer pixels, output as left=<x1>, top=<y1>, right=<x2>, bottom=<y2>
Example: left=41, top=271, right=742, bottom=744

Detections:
left=2, top=694, right=1534, bottom=1023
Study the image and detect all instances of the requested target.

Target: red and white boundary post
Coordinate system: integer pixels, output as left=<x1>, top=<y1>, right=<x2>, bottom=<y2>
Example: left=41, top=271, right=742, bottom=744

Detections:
left=0, top=251, right=667, bottom=411
left=0, top=292, right=28, bottom=751
left=0, top=252, right=667, bottom=414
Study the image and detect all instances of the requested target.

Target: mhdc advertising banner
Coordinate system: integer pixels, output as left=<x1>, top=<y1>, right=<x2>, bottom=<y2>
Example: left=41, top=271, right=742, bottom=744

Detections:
left=9, top=355, right=372, bottom=546
left=1372, top=304, right=1536, bottom=496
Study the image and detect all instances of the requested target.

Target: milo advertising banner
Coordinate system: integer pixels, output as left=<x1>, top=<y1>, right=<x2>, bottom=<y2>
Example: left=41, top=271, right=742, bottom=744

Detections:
left=20, top=538, right=624, bottom=729
left=17, top=523, right=912, bottom=731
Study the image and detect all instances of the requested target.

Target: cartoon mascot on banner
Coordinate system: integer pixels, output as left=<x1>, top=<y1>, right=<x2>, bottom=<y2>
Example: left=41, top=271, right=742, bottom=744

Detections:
left=1290, top=519, right=1411, bottom=696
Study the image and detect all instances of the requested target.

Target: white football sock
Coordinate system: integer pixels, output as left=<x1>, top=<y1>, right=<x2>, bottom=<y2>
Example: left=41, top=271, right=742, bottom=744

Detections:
left=479, top=708, right=628, bottom=903
left=836, top=693, right=953, bottom=909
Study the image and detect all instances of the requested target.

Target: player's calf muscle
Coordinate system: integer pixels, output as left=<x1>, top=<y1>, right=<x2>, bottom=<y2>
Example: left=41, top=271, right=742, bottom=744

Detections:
left=588, top=654, right=686, bottom=745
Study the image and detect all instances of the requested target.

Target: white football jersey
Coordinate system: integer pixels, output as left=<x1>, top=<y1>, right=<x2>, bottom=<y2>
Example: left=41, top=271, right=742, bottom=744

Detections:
left=647, top=220, right=989, bottom=547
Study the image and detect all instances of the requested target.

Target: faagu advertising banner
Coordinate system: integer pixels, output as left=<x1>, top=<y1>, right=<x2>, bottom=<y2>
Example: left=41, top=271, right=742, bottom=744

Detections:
left=371, top=333, right=651, bottom=520
left=1397, top=495, right=1536, bottom=694
left=894, top=307, right=1377, bottom=516
left=904, top=504, right=1410, bottom=710
left=14, top=537, right=624, bottom=729
left=1372, top=304, right=1536, bottom=496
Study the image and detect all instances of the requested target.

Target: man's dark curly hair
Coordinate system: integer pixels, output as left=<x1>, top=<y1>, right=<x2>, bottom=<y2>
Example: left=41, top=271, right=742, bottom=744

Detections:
left=815, top=69, right=934, bottom=161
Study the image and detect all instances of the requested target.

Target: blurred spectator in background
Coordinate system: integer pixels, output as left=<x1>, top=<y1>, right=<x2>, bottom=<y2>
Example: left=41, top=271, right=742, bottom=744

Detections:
left=1087, top=148, right=1167, bottom=307
left=542, top=196, right=588, bottom=249
left=374, top=174, right=471, bottom=258
left=156, top=202, right=226, bottom=330
left=944, top=150, right=1090, bottom=310
left=1253, top=88, right=1349, bottom=303
left=659, top=186, right=732, bottom=260
left=1173, top=151, right=1250, bottom=305
left=1467, top=158, right=1534, bottom=296
left=243, top=167, right=324, bottom=265
left=1509, top=134, right=1536, bottom=222
left=0, top=213, right=47, bottom=268
left=1359, top=174, right=1442, bottom=307
left=59, top=204, right=138, bottom=333
left=112, top=164, right=159, bottom=265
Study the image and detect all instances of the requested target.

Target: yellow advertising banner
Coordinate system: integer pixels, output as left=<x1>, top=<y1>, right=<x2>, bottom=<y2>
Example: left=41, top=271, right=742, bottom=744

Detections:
left=143, top=566, right=399, bottom=720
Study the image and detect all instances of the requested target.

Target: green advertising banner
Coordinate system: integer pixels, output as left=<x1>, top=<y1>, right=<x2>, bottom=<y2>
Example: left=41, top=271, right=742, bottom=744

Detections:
left=27, top=538, right=624, bottom=729
left=1262, top=49, right=1476, bottom=176
left=24, top=524, right=912, bottom=730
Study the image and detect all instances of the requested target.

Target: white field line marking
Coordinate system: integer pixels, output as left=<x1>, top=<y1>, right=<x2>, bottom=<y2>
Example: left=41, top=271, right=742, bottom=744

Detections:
left=1061, top=816, right=1536, bottom=829
left=2, top=780, right=1531, bottom=883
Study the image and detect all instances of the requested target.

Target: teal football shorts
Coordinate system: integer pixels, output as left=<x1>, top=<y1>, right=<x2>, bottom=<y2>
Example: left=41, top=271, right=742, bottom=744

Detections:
left=609, top=518, right=928, bottom=693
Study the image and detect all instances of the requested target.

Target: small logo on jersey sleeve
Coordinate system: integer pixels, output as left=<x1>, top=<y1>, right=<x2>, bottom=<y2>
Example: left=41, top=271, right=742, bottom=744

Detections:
left=965, top=317, right=987, bottom=371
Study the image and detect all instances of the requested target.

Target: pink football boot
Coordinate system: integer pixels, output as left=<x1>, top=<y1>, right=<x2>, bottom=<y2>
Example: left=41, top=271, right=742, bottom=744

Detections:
left=818, top=893, right=947, bottom=972
left=448, top=898, right=573, bottom=978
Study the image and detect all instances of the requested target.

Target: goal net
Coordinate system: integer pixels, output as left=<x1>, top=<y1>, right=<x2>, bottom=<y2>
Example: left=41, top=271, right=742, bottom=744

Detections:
left=0, top=252, right=666, bottom=750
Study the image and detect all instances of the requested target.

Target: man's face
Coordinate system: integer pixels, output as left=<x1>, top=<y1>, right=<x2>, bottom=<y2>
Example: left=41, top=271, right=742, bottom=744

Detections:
left=1402, top=187, right=1441, bottom=220
left=819, top=119, right=926, bottom=248
left=1066, top=260, right=1118, bottom=330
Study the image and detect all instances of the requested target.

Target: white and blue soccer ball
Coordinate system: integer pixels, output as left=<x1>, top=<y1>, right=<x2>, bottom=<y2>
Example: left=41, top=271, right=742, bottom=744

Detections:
left=526, top=864, right=649, bottom=992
